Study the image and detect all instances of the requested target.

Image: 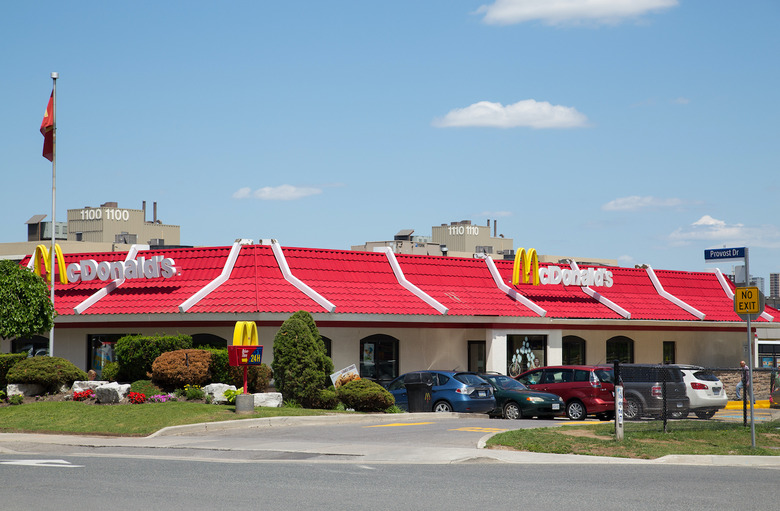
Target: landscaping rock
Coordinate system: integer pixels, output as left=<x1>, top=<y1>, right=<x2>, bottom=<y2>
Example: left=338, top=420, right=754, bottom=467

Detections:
left=7, top=383, right=45, bottom=397
left=203, top=383, right=237, bottom=404
left=72, top=380, right=109, bottom=393
left=253, top=392, right=283, bottom=408
left=95, top=382, right=131, bottom=403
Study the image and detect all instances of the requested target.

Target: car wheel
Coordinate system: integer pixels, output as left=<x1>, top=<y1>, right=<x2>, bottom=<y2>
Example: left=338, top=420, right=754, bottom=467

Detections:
left=433, top=401, right=453, bottom=413
left=566, top=400, right=586, bottom=420
left=624, top=397, right=641, bottom=420
left=597, top=412, right=615, bottom=421
left=695, top=410, right=717, bottom=420
left=503, top=402, right=522, bottom=420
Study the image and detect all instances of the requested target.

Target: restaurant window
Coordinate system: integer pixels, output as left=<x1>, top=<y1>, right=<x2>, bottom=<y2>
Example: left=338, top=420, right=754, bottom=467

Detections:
left=192, top=333, right=228, bottom=349
left=663, top=341, right=676, bottom=364
left=468, top=341, right=486, bottom=373
left=87, top=334, right=130, bottom=378
left=606, top=336, right=634, bottom=364
left=562, top=336, right=586, bottom=365
left=507, top=334, right=546, bottom=377
left=759, top=343, right=780, bottom=368
left=359, top=334, right=398, bottom=385
left=11, top=335, right=49, bottom=356
left=322, top=336, right=332, bottom=359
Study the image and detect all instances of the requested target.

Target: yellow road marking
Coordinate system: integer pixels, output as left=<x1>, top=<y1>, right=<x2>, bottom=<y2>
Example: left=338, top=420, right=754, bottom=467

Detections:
left=449, top=427, right=507, bottom=433
left=365, top=422, right=435, bottom=428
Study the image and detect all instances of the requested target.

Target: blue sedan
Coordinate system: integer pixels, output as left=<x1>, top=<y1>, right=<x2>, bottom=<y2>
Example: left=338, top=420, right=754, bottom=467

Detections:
left=386, top=371, right=496, bottom=413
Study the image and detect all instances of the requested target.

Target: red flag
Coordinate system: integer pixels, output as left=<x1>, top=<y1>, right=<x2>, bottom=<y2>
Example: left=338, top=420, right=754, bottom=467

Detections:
left=40, top=91, right=54, bottom=161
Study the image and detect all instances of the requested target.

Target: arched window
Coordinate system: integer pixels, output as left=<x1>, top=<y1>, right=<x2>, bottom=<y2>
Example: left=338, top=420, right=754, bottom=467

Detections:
left=562, top=336, right=586, bottom=365
left=192, top=333, right=228, bottom=349
left=322, top=336, right=332, bottom=359
left=606, top=336, right=634, bottom=364
left=359, top=334, right=399, bottom=385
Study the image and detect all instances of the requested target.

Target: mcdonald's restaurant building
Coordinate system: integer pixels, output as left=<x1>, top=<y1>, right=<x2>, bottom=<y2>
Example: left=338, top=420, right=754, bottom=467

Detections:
left=5, top=240, right=780, bottom=385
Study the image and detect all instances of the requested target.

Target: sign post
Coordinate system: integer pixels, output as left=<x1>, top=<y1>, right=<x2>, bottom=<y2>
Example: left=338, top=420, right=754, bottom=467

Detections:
left=704, top=247, right=757, bottom=447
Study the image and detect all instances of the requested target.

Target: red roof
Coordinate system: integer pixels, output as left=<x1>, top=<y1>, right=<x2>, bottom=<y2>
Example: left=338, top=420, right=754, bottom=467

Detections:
left=21, top=243, right=777, bottom=323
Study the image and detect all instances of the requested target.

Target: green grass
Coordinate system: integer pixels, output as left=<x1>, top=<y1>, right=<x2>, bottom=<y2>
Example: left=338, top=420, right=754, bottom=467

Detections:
left=486, top=420, right=780, bottom=458
left=0, top=401, right=350, bottom=437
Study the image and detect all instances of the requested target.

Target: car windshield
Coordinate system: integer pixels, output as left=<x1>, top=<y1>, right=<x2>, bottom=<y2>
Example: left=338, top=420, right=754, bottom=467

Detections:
left=484, top=375, right=527, bottom=391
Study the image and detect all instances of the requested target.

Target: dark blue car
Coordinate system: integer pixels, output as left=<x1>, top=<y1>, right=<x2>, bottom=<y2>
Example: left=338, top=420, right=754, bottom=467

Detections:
left=385, top=370, right=496, bottom=413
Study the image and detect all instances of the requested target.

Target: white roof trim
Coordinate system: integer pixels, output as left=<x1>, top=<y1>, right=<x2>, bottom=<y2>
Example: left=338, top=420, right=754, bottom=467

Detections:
left=375, top=247, right=448, bottom=315
left=483, top=256, right=546, bottom=317
left=715, top=268, right=774, bottom=322
left=271, top=240, right=336, bottom=313
left=569, top=260, right=631, bottom=319
left=178, top=240, right=248, bottom=313
left=645, top=266, right=706, bottom=320
left=74, top=245, right=141, bottom=315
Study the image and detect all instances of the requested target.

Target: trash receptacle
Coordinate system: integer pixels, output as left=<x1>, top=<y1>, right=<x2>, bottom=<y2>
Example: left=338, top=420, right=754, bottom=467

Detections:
left=405, top=372, right=434, bottom=412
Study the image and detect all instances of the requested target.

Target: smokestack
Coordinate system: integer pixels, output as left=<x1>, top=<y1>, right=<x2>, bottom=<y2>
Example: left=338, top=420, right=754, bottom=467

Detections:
left=154, top=202, right=157, bottom=223
left=494, top=220, right=497, bottom=238
left=142, top=201, right=146, bottom=222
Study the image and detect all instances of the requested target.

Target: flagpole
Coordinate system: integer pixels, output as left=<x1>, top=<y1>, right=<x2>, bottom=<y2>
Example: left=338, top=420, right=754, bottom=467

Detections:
left=49, top=71, right=58, bottom=357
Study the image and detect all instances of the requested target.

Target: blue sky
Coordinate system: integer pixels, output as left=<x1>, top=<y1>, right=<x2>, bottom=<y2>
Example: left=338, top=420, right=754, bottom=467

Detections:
left=2, top=1, right=779, bottom=285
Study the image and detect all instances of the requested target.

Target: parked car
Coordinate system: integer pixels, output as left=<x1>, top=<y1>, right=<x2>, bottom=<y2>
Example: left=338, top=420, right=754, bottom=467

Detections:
left=670, top=365, right=728, bottom=419
left=478, top=373, right=565, bottom=420
left=514, top=365, right=616, bottom=420
left=618, top=364, right=690, bottom=420
left=385, top=370, right=496, bottom=414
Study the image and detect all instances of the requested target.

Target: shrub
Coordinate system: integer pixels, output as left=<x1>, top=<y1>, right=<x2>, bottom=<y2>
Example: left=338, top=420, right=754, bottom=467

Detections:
left=101, top=361, right=119, bottom=382
left=6, top=356, right=87, bottom=393
left=150, top=349, right=211, bottom=391
left=204, top=347, right=272, bottom=392
left=9, top=394, right=23, bottom=405
left=115, top=334, right=192, bottom=382
left=336, top=379, right=395, bottom=412
left=0, top=353, right=28, bottom=388
left=271, top=314, right=331, bottom=408
left=130, top=379, right=163, bottom=396
left=182, top=384, right=205, bottom=401
left=227, top=364, right=272, bottom=393
left=223, top=388, right=242, bottom=405
left=311, top=387, right=339, bottom=410
left=289, top=310, right=334, bottom=382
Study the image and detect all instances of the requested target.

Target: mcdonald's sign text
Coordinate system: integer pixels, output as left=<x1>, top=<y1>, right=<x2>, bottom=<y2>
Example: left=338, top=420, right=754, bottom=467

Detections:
left=512, top=247, right=613, bottom=288
left=66, top=256, right=177, bottom=283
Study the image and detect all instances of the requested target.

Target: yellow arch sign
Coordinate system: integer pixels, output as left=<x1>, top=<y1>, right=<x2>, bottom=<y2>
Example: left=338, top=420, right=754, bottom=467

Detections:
left=232, top=321, right=259, bottom=346
left=32, top=244, right=67, bottom=285
left=512, top=247, right=539, bottom=286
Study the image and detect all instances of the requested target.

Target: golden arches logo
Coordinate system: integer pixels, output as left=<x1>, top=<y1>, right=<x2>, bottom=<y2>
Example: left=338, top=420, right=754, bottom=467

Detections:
left=232, top=321, right=259, bottom=346
left=32, top=244, right=67, bottom=285
left=511, top=248, right=539, bottom=286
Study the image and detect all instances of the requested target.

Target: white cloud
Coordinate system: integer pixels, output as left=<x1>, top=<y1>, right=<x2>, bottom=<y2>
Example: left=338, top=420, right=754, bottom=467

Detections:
left=476, top=0, right=678, bottom=26
left=672, top=97, right=690, bottom=105
left=669, top=215, right=780, bottom=249
left=433, top=99, right=588, bottom=129
left=602, top=195, right=683, bottom=211
left=232, top=185, right=323, bottom=201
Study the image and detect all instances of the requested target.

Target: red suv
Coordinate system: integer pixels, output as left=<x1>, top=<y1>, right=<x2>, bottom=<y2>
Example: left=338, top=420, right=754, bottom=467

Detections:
left=514, top=365, right=616, bottom=420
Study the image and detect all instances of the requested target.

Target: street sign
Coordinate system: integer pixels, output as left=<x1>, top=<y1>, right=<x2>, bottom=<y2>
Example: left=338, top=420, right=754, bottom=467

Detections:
left=704, top=247, right=746, bottom=262
left=734, top=286, right=764, bottom=321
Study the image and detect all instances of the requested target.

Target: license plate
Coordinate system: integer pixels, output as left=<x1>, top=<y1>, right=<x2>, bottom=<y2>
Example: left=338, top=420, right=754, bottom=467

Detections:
left=713, top=388, right=721, bottom=395
left=478, top=391, right=486, bottom=397
left=552, top=404, right=560, bottom=410
left=675, top=403, right=683, bottom=408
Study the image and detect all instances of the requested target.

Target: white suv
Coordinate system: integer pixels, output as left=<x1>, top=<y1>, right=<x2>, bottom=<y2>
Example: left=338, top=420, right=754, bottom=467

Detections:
left=675, top=365, right=728, bottom=419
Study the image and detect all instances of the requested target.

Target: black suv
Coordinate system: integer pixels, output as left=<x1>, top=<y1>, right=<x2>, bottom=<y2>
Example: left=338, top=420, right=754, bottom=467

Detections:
left=618, top=364, right=690, bottom=420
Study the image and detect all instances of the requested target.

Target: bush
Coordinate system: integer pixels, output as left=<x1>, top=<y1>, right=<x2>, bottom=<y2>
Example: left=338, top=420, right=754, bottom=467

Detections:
left=151, top=349, right=212, bottom=391
left=227, top=364, right=272, bottom=393
left=115, top=334, right=192, bottom=382
left=205, top=348, right=230, bottom=385
left=6, top=356, right=87, bottom=393
left=9, top=394, right=23, bottom=405
left=271, top=314, right=331, bottom=408
left=130, top=379, right=163, bottom=396
left=336, top=379, right=395, bottom=412
left=101, top=361, right=119, bottom=382
left=311, top=387, right=339, bottom=410
left=0, top=353, right=28, bottom=388
left=289, top=310, right=334, bottom=382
